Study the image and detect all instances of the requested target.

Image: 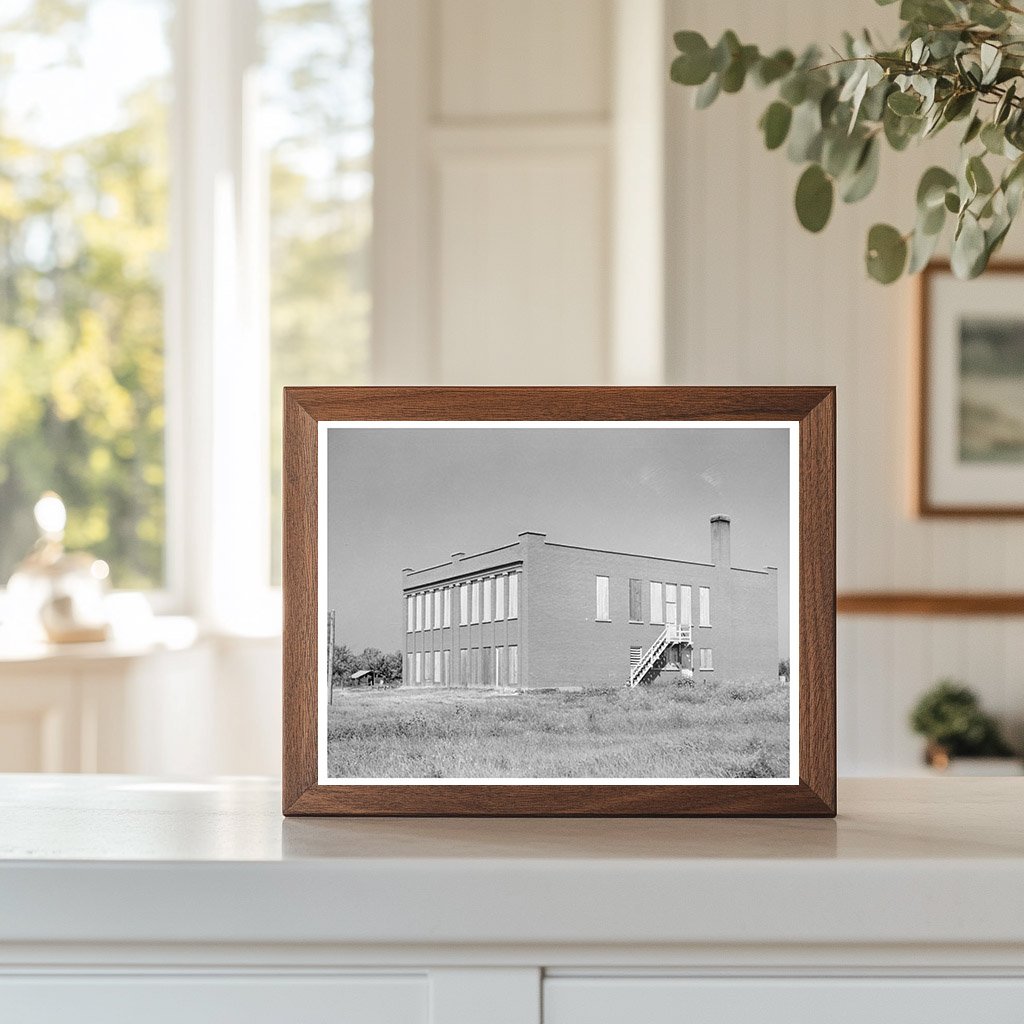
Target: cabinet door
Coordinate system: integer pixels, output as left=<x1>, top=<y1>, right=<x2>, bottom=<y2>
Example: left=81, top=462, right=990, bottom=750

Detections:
left=0, top=974, right=427, bottom=1024
left=544, top=977, right=1024, bottom=1024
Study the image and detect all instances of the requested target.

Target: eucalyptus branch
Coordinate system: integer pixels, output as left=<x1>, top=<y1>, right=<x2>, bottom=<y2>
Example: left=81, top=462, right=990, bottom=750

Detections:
left=670, top=0, right=1024, bottom=283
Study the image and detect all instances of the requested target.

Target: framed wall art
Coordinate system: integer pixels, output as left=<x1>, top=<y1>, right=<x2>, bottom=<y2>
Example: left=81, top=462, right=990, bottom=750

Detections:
left=918, top=261, right=1024, bottom=517
left=282, top=387, right=836, bottom=816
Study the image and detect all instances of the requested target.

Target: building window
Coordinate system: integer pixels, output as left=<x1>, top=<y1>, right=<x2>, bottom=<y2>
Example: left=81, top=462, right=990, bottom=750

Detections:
left=460, top=647, right=468, bottom=684
left=415, top=593, right=423, bottom=631
left=680, top=584, right=692, bottom=627
left=595, top=575, right=610, bottom=621
left=665, top=584, right=677, bottom=625
left=650, top=582, right=663, bottom=625
left=443, top=588, right=451, bottom=627
left=699, top=586, right=711, bottom=626
left=471, top=647, right=481, bottom=685
left=495, top=645, right=505, bottom=686
left=629, top=645, right=642, bottom=669
left=460, top=583, right=469, bottom=625
left=699, top=648, right=714, bottom=670
left=509, top=645, right=519, bottom=686
left=434, top=590, right=442, bottom=628
left=415, top=652, right=422, bottom=684
left=495, top=575, right=505, bottom=620
left=406, top=596, right=414, bottom=632
left=434, top=651, right=442, bottom=685
left=482, top=646, right=492, bottom=686
left=443, top=649, right=451, bottom=686
left=629, top=578, right=642, bottom=622
left=471, top=580, right=480, bottom=623
left=508, top=573, right=519, bottom=619
left=424, top=589, right=432, bottom=631
left=482, top=578, right=492, bottom=622
left=423, top=650, right=433, bottom=683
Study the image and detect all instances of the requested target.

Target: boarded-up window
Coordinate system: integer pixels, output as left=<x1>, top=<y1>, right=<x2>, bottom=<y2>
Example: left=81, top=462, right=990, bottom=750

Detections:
left=407, top=596, right=414, bottom=633
left=460, top=584, right=469, bottom=625
left=595, top=575, right=610, bottom=621
left=629, top=578, right=642, bottom=621
left=699, top=647, right=713, bottom=670
left=508, top=574, right=519, bottom=618
left=423, top=650, right=432, bottom=683
left=471, top=580, right=480, bottom=623
left=434, top=590, right=442, bottom=627
left=443, top=588, right=452, bottom=628
left=471, top=647, right=481, bottom=685
left=650, top=582, right=663, bottom=625
left=460, top=647, right=468, bottom=684
left=434, top=651, right=442, bottom=684
left=415, top=652, right=422, bottom=684
left=415, top=593, right=423, bottom=631
left=443, top=649, right=451, bottom=685
left=680, top=585, right=692, bottom=626
left=699, top=586, right=711, bottom=626
left=424, top=590, right=432, bottom=631
left=509, top=645, right=519, bottom=686
left=495, top=576, right=505, bottom=619
left=665, top=585, right=677, bottom=625
left=495, top=646, right=505, bottom=686
left=483, top=578, right=492, bottom=622
left=482, top=646, right=492, bottom=686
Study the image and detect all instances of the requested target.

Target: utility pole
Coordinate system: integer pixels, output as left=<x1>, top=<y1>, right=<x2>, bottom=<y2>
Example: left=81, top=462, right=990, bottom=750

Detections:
left=327, top=609, right=336, bottom=704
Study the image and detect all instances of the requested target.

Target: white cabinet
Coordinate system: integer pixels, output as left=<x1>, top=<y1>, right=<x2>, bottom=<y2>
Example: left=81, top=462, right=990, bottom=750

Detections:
left=1, top=777, right=1022, bottom=1024
left=0, top=975, right=428, bottom=1024
left=544, top=978, right=1024, bottom=1024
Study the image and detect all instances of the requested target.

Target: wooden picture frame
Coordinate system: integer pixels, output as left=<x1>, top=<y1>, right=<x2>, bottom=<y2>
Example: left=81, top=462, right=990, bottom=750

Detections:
left=917, top=260, right=1024, bottom=517
left=283, top=387, right=836, bottom=817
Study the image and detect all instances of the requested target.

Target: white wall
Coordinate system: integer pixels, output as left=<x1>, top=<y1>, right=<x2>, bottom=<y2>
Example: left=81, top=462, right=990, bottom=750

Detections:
left=665, top=0, right=1024, bottom=772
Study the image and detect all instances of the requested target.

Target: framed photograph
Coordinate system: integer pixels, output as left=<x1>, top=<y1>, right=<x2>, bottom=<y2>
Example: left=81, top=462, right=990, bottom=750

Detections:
left=283, top=387, right=835, bottom=816
left=918, top=261, right=1024, bottom=516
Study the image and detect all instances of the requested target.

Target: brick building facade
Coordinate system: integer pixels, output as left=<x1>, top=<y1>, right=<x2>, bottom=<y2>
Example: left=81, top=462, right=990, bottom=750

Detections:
left=402, top=516, right=779, bottom=689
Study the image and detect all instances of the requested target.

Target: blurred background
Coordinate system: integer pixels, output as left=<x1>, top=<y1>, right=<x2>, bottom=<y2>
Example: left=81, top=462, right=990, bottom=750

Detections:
left=0, top=0, right=1020, bottom=778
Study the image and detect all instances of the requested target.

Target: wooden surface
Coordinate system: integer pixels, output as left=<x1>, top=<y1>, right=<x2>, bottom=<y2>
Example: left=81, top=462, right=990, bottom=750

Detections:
left=282, top=386, right=836, bottom=817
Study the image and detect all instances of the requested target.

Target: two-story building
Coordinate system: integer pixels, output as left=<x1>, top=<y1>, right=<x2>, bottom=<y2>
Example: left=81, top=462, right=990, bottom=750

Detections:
left=401, top=515, right=779, bottom=689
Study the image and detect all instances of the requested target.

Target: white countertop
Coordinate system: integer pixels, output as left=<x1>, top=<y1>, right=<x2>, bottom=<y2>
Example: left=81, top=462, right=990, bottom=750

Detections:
left=1, top=775, right=1022, bottom=952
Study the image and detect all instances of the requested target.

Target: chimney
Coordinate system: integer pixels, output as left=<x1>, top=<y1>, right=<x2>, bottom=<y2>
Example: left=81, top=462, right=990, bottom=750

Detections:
left=710, top=515, right=731, bottom=567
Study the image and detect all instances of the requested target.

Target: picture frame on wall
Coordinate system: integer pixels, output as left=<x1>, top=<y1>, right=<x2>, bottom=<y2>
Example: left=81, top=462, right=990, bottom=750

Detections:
left=918, top=261, right=1024, bottom=517
left=282, top=387, right=836, bottom=817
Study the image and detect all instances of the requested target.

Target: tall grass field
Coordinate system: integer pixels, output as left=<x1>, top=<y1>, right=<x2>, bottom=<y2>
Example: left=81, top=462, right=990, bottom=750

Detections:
left=327, top=677, right=790, bottom=779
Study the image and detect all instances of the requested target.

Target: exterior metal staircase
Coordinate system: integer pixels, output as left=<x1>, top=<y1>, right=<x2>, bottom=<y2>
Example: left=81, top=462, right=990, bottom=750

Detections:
left=628, top=624, right=692, bottom=688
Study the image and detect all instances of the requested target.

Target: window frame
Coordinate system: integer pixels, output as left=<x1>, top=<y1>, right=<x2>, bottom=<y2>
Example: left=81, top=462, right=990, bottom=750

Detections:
left=595, top=574, right=610, bottom=622
left=699, top=586, right=711, bottom=627
left=650, top=581, right=664, bottom=625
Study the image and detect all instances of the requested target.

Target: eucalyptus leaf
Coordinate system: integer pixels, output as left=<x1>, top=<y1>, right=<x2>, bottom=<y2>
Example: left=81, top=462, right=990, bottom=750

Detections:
left=787, top=101, right=823, bottom=162
left=866, top=223, right=908, bottom=283
left=967, top=154, right=995, bottom=195
left=760, top=101, right=793, bottom=150
left=908, top=221, right=943, bottom=273
left=888, top=90, right=921, bottom=115
left=795, top=164, right=834, bottom=232
left=981, top=121, right=1006, bottom=155
left=842, top=137, right=881, bottom=203
left=694, top=73, right=721, bottom=109
left=952, top=212, right=987, bottom=278
left=917, top=166, right=957, bottom=210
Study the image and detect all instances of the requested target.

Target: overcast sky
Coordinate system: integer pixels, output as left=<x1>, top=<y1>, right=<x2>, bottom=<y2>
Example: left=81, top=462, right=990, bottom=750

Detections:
left=326, top=426, right=792, bottom=657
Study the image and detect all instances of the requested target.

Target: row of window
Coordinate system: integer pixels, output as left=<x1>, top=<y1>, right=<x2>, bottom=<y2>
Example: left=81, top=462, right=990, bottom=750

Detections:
left=411, top=645, right=520, bottom=686
left=407, top=573, right=520, bottom=633
left=596, top=577, right=712, bottom=627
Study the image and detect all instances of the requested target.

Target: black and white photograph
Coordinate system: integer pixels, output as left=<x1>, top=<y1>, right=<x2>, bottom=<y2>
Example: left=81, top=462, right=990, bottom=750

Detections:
left=318, top=422, right=798, bottom=785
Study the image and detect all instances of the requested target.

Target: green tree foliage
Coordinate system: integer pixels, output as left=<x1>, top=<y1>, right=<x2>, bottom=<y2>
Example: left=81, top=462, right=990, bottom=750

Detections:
left=331, top=642, right=402, bottom=687
left=670, top=0, right=1024, bottom=283
left=0, top=2, right=169, bottom=586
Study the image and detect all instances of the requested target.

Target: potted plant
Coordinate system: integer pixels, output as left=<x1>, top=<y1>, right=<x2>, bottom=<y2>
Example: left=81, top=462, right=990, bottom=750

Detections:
left=909, top=679, right=1019, bottom=772
left=670, top=0, right=1024, bottom=283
